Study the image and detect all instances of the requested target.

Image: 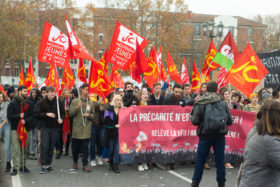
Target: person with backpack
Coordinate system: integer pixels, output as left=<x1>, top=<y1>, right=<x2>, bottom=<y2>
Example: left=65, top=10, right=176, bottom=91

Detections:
left=190, top=81, right=233, bottom=187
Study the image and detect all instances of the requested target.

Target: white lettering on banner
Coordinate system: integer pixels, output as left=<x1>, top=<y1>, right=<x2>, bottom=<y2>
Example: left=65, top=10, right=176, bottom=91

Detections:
left=152, top=129, right=170, bottom=137
left=131, top=112, right=191, bottom=123
left=232, top=115, right=243, bottom=125
left=225, top=131, right=240, bottom=138
left=117, top=25, right=144, bottom=50
left=151, top=129, right=189, bottom=137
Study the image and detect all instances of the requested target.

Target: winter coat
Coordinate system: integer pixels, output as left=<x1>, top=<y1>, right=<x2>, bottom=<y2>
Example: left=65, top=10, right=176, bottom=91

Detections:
left=0, top=101, right=9, bottom=123
left=37, top=97, right=65, bottom=129
left=68, top=97, right=96, bottom=139
left=148, top=94, right=165, bottom=105
left=191, top=92, right=232, bottom=138
left=240, top=125, right=280, bottom=187
left=163, top=95, right=186, bottom=106
left=123, top=91, right=140, bottom=107
left=103, top=106, right=119, bottom=147
left=7, top=96, right=34, bottom=131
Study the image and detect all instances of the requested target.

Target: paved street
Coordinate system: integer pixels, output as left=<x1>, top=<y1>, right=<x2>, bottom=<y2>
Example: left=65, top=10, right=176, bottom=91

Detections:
left=0, top=143, right=240, bottom=187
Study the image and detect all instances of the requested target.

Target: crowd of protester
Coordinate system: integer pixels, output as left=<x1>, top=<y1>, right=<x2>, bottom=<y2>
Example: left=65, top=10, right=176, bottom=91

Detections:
left=0, top=81, right=279, bottom=187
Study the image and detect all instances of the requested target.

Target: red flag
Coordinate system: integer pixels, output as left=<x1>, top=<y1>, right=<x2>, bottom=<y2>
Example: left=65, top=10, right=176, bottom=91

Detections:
left=215, top=31, right=239, bottom=88
left=201, top=39, right=218, bottom=83
left=88, top=60, right=113, bottom=99
left=97, top=48, right=109, bottom=73
left=77, top=59, right=87, bottom=83
left=181, top=57, right=190, bottom=85
left=191, top=61, right=201, bottom=93
left=16, top=104, right=27, bottom=148
left=107, top=21, right=149, bottom=71
left=65, top=14, right=95, bottom=61
left=144, top=46, right=159, bottom=88
left=45, top=60, right=60, bottom=92
left=167, top=50, right=181, bottom=84
left=62, top=97, right=70, bottom=143
left=61, top=62, right=75, bottom=91
left=157, top=46, right=167, bottom=81
left=19, top=65, right=26, bottom=86
left=226, top=43, right=269, bottom=98
left=38, top=22, right=70, bottom=67
left=130, top=40, right=148, bottom=83
left=25, top=58, right=36, bottom=95
left=110, top=66, right=124, bottom=88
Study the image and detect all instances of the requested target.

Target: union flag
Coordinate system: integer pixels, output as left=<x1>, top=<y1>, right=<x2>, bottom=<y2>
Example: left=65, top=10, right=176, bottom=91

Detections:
left=144, top=46, right=159, bottom=88
left=61, top=62, right=75, bottom=91
left=181, top=57, right=190, bottom=85
left=110, top=66, right=124, bottom=88
left=17, top=104, right=27, bottom=148
left=88, top=60, right=113, bottom=100
left=25, top=58, right=36, bottom=95
left=167, top=50, right=181, bottom=84
left=157, top=46, right=167, bottom=81
left=201, top=39, right=218, bottom=83
left=226, top=43, right=269, bottom=98
left=45, top=59, right=60, bottom=92
left=77, top=59, right=87, bottom=83
left=191, top=61, right=201, bottom=93
left=19, top=65, right=26, bottom=86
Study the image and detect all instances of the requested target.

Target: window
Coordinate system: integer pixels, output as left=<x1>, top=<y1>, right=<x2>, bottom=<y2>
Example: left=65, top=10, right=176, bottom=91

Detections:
left=248, top=26, right=253, bottom=37
left=15, top=68, right=19, bottom=76
left=228, top=26, right=234, bottom=36
left=194, top=24, right=201, bottom=36
left=5, top=68, right=10, bottom=76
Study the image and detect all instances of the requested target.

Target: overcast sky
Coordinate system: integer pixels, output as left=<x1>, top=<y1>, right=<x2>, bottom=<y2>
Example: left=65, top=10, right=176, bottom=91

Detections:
left=73, top=0, right=280, bottom=19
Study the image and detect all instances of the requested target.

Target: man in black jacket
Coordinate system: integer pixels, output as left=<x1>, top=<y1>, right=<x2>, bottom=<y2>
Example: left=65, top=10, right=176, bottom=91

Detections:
left=190, top=81, right=232, bottom=187
left=8, top=86, right=34, bottom=175
left=164, top=83, right=186, bottom=107
left=123, top=82, right=139, bottom=107
left=37, top=86, right=65, bottom=174
left=149, top=83, right=164, bottom=105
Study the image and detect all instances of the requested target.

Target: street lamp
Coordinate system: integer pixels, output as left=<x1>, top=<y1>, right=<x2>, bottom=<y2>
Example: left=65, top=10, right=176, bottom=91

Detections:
left=203, top=21, right=224, bottom=38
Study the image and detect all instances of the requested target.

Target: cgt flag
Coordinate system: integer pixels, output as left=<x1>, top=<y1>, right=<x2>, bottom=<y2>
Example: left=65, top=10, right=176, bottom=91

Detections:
left=191, top=61, right=201, bottom=93
left=88, top=60, right=113, bottom=100
left=45, top=59, right=60, bottom=92
left=181, top=57, right=190, bottom=85
left=107, top=21, right=149, bottom=71
left=97, top=48, right=109, bottom=73
left=226, top=43, right=269, bottom=98
left=77, top=59, right=87, bottom=83
left=157, top=46, right=167, bottom=81
left=25, top=58, right=36, bottom=95
left=17, top=104, right=28, bottom=148
left=19, top=65, right=26, bottom=87
left=38, top=22, right=70, bottom=67
left=110, top=66, right=124, bottom=88
left=167, top=50, right=181, bottom=84
left=201, top=39, right=218, bottom=83
left=61, top=62, right=75, bottom=91
left=213, top=31, right=239, bottom=88
left=144, top=46, right=159, bottom=88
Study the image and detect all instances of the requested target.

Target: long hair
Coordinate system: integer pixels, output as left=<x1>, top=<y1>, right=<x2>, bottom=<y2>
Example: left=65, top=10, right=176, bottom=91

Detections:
left=256, top=98, right=280, bottom=138
left=0, top=91, right=7, bottom=102
left=110, top=94, right=123, bottom=108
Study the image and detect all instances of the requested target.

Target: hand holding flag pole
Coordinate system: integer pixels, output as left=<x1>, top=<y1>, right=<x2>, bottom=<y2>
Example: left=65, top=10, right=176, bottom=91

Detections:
left=74, top=68, right=86, bottom=127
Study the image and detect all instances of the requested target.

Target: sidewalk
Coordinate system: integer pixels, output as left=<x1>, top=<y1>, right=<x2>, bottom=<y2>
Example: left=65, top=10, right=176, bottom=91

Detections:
left=0, top=142, right=12, bottom=187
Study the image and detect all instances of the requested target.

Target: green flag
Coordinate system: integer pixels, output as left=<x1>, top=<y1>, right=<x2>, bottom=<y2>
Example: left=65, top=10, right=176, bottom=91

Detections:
left=212, top=52, right=233, bottom=71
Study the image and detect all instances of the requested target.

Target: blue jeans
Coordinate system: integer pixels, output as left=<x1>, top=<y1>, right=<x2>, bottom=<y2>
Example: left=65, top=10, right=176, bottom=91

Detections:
left=108, top=134, right=119, bottom=164
left=192, top=137, right=226, bottom=183
left=0, top=121, right=11, bottom=161
left=30, top=127, right=39, bottom=154
left=90, top=126, right=105, bottom=160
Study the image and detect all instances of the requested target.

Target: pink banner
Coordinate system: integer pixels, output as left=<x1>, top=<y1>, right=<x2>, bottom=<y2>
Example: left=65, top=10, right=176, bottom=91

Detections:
left=119, top=105, right=255, bottom=163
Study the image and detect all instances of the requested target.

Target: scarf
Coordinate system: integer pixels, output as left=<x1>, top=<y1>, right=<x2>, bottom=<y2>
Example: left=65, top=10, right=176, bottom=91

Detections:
left=191, top=92, right=221, bottom=115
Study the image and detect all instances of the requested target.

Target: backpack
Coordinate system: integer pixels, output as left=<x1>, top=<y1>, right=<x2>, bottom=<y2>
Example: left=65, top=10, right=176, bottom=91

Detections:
left=202, top=101, right=228, bottom=135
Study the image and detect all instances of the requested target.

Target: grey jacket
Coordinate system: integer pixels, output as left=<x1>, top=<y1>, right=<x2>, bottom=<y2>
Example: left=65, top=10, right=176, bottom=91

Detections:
left=240, top=126, right=280, bottom=187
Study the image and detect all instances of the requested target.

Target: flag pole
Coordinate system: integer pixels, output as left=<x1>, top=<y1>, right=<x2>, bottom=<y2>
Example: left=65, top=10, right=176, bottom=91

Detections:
left=74, top=68, right=86, bottom=127
left=54, top=63, right=61, bottom=120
